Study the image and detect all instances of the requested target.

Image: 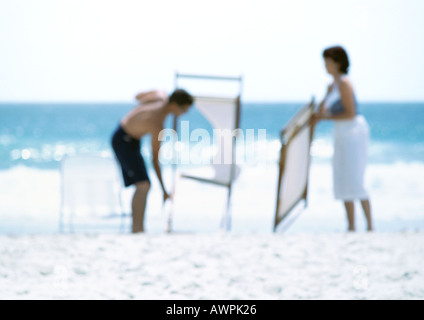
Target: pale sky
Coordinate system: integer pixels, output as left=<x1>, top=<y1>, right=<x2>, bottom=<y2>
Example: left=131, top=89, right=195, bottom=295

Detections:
left=0, top=0, right=423, bottom=102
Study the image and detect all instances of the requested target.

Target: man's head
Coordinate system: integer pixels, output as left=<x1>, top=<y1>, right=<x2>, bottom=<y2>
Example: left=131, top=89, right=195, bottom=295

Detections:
left=168, top=89, right=194, bottom=116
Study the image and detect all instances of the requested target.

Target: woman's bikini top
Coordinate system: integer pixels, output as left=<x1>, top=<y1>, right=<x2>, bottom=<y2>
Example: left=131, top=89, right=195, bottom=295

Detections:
left=324, top=76, right=359, bottom=115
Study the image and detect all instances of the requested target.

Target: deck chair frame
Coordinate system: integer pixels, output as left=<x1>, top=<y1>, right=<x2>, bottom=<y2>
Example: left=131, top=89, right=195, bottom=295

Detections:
left=171, top=72, right=243, bottom=231
left=59, top=154, right=126, bottom=233
left=274, top=99, right=316, bottom=231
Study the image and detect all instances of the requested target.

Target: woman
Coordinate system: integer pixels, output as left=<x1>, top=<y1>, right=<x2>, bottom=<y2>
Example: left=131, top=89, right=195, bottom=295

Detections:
left=314, top=46, right=373, bottom=232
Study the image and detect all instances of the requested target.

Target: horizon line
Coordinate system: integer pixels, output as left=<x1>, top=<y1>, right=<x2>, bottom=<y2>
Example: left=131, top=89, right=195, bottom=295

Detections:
left=1, top=100, right=424, bottom=105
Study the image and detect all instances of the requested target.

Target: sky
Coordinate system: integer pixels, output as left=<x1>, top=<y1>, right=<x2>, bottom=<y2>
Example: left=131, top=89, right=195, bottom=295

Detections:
left=0, top=0, right=423, bottom=102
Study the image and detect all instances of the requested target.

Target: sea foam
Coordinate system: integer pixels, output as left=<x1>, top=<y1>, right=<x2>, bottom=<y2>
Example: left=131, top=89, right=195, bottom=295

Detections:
left=0, top=161, right=423, bottom=234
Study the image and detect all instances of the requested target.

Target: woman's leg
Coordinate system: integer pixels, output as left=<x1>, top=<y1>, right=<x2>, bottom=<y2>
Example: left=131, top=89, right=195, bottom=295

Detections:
left=344, top=201, right=355, bottom=231
left=361, top=199, right=373, bottom=232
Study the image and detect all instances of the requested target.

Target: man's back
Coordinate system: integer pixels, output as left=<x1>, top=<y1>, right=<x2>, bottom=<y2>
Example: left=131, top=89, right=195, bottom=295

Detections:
left=121, top=90, right=168, bottom=139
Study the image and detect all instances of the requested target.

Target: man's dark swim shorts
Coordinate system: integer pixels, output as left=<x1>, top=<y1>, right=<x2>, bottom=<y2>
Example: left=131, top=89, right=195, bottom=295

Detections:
left=111, top=125, right=149, bottom=187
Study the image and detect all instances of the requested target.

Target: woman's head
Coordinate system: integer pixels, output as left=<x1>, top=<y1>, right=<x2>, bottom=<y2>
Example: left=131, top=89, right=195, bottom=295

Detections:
left=323, top=46, right=350, bottom=75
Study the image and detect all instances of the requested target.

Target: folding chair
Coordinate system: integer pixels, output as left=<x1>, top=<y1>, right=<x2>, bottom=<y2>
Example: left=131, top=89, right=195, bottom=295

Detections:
left=169, top=73, right=243, bottom=232
left=274, top=99, right=316, bottom=231
left=59, top=154, right=125, bottom=233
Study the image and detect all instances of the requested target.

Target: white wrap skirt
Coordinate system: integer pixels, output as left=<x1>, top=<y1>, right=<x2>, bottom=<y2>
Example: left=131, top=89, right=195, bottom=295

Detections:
left=333, top=115, right=370, bottom=201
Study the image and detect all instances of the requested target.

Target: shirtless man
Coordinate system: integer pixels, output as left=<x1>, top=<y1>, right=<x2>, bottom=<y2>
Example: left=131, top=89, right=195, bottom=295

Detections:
left=111, top=89, right=194, bottom=233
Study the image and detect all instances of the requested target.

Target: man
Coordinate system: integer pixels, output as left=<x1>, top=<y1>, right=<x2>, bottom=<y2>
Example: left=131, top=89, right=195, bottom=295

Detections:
left=111, top=89, right=194, bottom=233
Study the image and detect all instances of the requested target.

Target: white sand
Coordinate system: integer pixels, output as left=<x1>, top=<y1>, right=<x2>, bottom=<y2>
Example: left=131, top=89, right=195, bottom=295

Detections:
left=1, top=162, right=424, bottom=299
left=1, top=232, right=423, bottom=300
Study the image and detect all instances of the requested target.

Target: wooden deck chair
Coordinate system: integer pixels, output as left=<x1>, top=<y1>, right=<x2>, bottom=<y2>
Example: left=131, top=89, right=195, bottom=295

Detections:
left=274, top=99, right=316, bottom=231
left=59, top=154, right=125, bottom=233
left=170, top=73, right=243, bottom=232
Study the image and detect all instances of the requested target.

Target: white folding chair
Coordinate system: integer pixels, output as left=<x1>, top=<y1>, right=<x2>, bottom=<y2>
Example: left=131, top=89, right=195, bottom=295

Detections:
left=274, top=99, right=316, bottom=231
left=170, top=73, right=243, bottom=232
left=59, top=154, right=125, bottom=233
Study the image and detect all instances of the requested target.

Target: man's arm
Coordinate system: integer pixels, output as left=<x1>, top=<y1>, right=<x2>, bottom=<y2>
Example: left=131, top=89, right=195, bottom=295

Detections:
left=151, top=127, right=170, bottom=202
left=136, top=90, right=167, bottom=104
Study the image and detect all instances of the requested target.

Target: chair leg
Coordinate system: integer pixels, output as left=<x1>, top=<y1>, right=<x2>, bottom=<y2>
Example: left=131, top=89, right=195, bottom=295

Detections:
left=221, top=187, right=232, bottom=231
left=59, top=209, right=64, bottom=233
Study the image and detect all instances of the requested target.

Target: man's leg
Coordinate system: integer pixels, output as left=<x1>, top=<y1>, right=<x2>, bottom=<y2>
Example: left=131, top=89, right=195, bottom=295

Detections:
left=344, top=201, right=355, bottom=232
left=132, top=181, right=150, bottom=233
left=360, top=199, right=373, bottom=232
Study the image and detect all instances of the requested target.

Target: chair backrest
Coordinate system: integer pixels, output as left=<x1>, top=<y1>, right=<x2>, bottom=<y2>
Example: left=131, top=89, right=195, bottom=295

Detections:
left=60, top=154, right=123, bottom=218
left=274, top=100, right=316, bottom=230
left=195, top=96, right=240, bottom=133
left=172, top=73, right=243, bottom=231
left=174, top=73, right=243, bottom=187
left=193, top=96, right=241, bottom=185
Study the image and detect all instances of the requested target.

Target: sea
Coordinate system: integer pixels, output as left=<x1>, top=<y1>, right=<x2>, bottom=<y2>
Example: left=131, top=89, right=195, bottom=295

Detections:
left=1, top=102, right=423, bottom=234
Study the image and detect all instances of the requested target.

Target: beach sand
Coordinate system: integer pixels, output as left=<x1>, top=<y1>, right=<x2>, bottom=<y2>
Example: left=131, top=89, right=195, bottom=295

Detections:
left=1, top=232, right=423, bottom=300
left=1, top=162, right=424, bottom=300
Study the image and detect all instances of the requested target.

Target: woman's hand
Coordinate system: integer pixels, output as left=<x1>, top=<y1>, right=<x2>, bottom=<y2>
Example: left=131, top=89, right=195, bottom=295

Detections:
left=163, top=190, right=172, bottom=203
left=311, top=112, right=323, bottom=126
left=311, top=110, right=331, bottom=127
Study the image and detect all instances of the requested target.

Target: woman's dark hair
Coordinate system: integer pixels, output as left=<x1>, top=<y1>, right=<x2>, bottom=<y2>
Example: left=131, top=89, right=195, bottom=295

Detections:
left=169, top=89, right=194, bottom=107
left=323, top=46, right=350, bottom=74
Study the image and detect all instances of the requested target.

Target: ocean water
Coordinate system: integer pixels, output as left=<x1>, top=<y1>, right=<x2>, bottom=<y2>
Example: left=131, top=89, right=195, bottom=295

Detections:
left=1, top=102, right=424, bottom=169
left=0, top=102, right=424, bottom=234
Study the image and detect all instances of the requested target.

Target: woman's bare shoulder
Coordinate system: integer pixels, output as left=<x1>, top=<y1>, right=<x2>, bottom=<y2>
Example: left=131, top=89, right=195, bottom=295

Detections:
left=339, top=75, right=353, bottom=85
left=339, top=76, right=354, bottom=91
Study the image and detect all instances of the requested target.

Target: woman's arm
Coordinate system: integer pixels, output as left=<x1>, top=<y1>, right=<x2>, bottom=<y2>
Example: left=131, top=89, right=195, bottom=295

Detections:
left=318, top=84, right=332, bottom=113
left=312, top=84, right=332, bottom=127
